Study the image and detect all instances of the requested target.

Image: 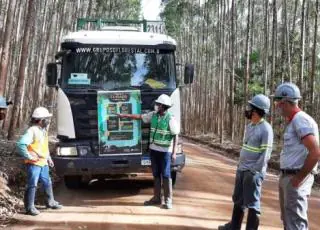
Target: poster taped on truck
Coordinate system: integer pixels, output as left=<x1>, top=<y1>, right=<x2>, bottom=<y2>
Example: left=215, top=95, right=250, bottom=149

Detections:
left=98, top=90, right=142, bottom=155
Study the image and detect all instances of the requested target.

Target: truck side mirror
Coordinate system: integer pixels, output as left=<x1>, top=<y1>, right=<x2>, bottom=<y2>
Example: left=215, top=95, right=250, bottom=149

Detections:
left=46, top=63, right=58, bottom=87
left=184, top=63, right=194, bottom=84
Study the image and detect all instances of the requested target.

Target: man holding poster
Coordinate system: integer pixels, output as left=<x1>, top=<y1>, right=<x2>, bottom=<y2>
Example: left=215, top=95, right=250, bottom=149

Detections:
left=118, top=94, right=179, bottom=209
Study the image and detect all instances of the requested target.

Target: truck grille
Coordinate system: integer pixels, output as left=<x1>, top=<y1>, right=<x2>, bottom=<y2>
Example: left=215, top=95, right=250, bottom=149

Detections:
left=69, top=94, right=98, bottom=140
left=66, top=90, right=173, bottom=153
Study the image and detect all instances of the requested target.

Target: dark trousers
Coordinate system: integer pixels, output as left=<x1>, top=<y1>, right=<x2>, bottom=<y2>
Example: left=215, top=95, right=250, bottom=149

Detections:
left=232, top=170, right=264, bottom=213
left=150, top=149, right=171, bottom=179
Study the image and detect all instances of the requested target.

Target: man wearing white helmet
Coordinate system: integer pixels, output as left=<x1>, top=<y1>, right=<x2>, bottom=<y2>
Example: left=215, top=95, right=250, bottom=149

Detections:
left=118, top=94, right=179, bottom=209
left=219, top=94, right=274, bottom=230
left=17, top=107, right=62, bottom=216
left=273, top=82, right=320, bottom=230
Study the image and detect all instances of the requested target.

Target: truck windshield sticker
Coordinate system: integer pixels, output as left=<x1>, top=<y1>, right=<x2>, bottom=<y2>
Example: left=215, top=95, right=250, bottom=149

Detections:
left=98, top=90, right=142, bottom=155
left=68, top=73, right=91, bottom=85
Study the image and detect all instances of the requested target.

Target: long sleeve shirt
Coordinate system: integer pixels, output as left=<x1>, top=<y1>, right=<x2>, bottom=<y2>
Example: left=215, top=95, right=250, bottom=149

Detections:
left=16, top=125, right=50, bottom=160
left=238, top=119, right=274, bottom=175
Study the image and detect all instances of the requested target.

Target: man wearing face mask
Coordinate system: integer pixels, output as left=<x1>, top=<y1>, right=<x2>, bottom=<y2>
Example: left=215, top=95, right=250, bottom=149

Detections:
left=118, top=94, right=179, bottom=209
left=17, top=107, right=62, bottom=216
left=273, top=83, right=320, bottom=230
left=219, top=94, right=273, bottom=230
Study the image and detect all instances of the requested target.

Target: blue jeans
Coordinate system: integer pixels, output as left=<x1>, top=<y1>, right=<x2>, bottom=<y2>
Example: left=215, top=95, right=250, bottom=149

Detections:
left=26, top=164, right=52, bottom=189
left=150, top=150, right=171, bottom=179
left=232, top=170, right=264, bottom=213
left=24, top=164, right=55, bottom=211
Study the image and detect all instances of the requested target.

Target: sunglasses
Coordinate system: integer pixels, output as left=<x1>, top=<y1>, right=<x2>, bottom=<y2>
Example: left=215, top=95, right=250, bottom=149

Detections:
left=273, top=97, right=283, bottom=101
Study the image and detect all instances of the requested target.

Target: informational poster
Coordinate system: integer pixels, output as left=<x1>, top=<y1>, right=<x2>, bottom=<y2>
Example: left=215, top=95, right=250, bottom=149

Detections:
left=98, top=90, right=142, bottom=155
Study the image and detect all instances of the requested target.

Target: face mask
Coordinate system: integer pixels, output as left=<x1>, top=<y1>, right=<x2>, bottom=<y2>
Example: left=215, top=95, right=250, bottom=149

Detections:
left=245, top=110, right=253, bottom=120
left=41, top=118, right=50, bottom=128
left=244, top=105, right=253, bottom=120
left=154, top=105, right=159, bottom=113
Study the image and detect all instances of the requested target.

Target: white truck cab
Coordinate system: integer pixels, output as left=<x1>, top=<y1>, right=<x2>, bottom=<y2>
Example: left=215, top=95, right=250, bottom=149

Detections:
left=46, top=18, right=194, bottom=189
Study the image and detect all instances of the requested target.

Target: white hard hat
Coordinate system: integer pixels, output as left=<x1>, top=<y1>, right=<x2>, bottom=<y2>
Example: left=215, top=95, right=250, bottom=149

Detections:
left=248, top=94, right=270, bottom=114
left=273, top=82, right=301, bottom=101
left=155, top=94, right=172, bottom=107
left=32, top=107, right=52, bottom=119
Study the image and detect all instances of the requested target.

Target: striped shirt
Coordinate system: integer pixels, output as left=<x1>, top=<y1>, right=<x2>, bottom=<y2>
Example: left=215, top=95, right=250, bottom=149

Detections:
left=238, top=119, right=274, bottom=174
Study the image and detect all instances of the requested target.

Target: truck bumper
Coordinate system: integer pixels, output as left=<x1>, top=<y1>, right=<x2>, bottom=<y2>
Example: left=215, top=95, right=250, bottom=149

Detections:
left=52, top=153, right=185, bottom=177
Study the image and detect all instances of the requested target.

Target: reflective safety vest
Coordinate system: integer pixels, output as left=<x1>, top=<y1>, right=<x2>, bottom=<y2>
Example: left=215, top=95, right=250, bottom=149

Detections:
left=25, top=127, right=49, bottom=166
left=150, top=112, right=174, bottom=147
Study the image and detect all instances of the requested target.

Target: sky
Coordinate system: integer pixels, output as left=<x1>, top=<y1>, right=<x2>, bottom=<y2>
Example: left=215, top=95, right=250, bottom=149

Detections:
left=141, top=0, right=162, bottom=20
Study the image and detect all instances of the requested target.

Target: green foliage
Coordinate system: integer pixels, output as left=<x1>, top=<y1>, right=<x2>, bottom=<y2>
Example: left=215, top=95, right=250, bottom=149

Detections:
left=234, top=50, right=264, bottom=105
left=161, top=1, right=184, bottom=36
left=161, top=0, right=199, bottom=36
left=95, top=0, right=141, bottom=20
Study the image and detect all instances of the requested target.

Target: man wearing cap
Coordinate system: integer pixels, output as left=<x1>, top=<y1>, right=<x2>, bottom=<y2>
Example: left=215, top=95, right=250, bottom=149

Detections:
left=273, top=82, right=320, bottom=230
left=118, top=94, right=179, bottom=209
left=219, top=94, right=273, bottom=230
left=17, top=107, right=62, bottom=216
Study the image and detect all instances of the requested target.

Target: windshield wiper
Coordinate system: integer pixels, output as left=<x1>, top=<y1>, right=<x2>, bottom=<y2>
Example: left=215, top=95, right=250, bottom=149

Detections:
left=110, top=85, right=153, bottom=92
left=65, top=86, right=104, bottom=92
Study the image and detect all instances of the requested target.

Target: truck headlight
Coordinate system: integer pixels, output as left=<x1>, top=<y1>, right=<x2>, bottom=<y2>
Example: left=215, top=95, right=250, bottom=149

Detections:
left=58, top=147, right=77, bottom=156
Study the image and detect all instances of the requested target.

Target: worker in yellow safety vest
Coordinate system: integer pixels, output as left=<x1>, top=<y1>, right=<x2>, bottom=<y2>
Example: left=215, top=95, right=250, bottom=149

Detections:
left=17, top=107, right=62, bottom=216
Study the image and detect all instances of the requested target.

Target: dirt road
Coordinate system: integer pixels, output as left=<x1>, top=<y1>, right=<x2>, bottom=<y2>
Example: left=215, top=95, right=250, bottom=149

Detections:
left=8, top=142, right=320, bottom=230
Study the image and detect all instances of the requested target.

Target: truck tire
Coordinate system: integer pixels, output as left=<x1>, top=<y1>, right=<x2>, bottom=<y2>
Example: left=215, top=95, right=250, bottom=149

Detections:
left=171, top=171, right=177, bottom=187
left=64, top=175, right=82, bottom=189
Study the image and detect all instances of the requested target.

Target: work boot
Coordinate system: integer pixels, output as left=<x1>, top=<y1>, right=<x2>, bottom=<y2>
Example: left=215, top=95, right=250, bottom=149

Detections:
left=144, top=177, right=162, bottom=206
left=162, top=178, right=173, bottom=209
left=218, top=205, right=244, bottom=230
left=218, top=222, right=232, bottom=230
left=44, top=185, right=63, bottom=209
left=246, top=208, right=260, bottom=230
left=25, top=187, right=40, bottom=216
left=27, top=207, right=40, bottom=216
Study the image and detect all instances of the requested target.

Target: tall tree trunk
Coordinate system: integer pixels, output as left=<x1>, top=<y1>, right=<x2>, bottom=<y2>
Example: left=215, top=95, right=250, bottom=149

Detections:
left=244, top=0, right=251, bottom=104
left=298, top=0, right=306, bottom=92
left=263, top=0, right=269, bottom=93
left=290, top=0, right=299, bottom=56
left=87, top=0, right=93, bottom=18
left=0, top=0, right=15, bottom=96
left=310, top=0, right=318, bottom=116
left=229, top=0, right=235, bottom=140
left=284, top=0, right=292, bottom=82
left=220, top=0, right=226, bottom=143
left=270, top=0, right=277, bottom=126
left=243, top=0, right=251, bottom=138
left=8, top=0, right=35, bottom=140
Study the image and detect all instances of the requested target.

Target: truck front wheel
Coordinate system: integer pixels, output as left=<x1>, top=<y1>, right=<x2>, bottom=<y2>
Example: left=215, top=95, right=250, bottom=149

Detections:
left=64, top=175, right=82, bottom=189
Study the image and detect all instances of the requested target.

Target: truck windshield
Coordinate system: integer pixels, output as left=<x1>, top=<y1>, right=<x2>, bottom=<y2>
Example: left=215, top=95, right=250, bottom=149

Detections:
left=61, top=47, right=176, bottom=90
